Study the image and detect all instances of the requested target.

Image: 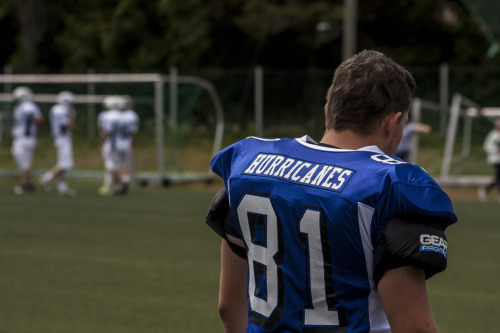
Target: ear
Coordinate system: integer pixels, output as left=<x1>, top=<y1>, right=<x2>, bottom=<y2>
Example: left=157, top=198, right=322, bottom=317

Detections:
left=324, top=104, right=328, bottom=117
left=383, top=112, right=403, bottom=136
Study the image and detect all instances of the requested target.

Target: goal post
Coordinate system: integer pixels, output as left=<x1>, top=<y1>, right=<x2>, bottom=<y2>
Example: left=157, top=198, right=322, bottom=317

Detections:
left=438, top=92, right=500, bottom=186
left=0, top=72, right=224, bottom=184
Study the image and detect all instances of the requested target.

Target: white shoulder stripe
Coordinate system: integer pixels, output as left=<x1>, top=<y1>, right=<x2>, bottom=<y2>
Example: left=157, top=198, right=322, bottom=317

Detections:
left=246, top=136, right=281, bottom=142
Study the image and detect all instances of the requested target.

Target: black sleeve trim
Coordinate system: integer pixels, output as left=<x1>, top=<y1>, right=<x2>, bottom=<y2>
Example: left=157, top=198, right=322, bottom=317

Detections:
left=205, top=188, right=247, bottom=259
left=206, top=188, right=229, bottom=239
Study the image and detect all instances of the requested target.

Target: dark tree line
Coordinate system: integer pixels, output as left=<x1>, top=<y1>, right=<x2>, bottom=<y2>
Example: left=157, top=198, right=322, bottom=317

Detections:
left=0, top=0, right=497, bottom=73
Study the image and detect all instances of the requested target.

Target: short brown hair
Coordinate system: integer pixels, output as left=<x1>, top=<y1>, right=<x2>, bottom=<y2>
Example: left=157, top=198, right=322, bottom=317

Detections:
left=325, top=50, right=416, bottom=135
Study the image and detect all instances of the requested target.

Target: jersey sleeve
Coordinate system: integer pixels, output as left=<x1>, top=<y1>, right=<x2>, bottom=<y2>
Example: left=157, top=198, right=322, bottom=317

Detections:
left=210, top=142, right=239, bottom=182
left=134, top=112, right=139, bottom=130
left=32, top=103, right=42, bottom=118
left=372, top=165, right=457, bottom=284
left=378, top=166, right=457, bottom=231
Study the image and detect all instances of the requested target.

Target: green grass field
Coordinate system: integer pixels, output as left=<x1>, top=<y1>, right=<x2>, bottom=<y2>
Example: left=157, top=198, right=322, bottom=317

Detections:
left=0, top=177, right=499, bottom=333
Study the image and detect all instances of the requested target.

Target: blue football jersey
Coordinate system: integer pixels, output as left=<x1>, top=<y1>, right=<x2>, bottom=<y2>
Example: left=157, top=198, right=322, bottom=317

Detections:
left=210, top=135, right=457, bottom=333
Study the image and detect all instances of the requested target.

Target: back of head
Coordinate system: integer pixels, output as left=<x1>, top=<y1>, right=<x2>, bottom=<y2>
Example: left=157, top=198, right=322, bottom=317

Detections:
left=56, top=91, right=75, bottom=105
left=325, top=50, right=416, bottom=135
left=103, top=95, right=121, bottom=110
left=117, top=95, right=131, bottom=111
left=13, top=86, right=33, bottom=103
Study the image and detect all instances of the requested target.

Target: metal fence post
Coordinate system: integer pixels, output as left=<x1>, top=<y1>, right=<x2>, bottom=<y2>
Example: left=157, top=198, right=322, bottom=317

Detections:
left=254, top=66, right=263, bottom=137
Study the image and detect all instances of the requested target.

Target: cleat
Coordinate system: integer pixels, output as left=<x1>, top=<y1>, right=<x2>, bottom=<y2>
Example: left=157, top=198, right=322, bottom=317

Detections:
left=24, top=183, right=35, bottom=192
left=13, top=185, right=24, bottom=195
left=114, top=184, right=128, bottom=196
left=14, top=184, right=35, bottom=195
left=98, top=186, right=112, bottom=196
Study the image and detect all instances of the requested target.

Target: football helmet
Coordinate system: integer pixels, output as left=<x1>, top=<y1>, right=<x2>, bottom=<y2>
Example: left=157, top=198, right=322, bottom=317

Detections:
left=13, top=86, right=33, bottom=102
left=103, top=95, right=121, bottom=110
left=56, top=91, right=75, bottom=105
left=117, top=95, right=131, bottom=110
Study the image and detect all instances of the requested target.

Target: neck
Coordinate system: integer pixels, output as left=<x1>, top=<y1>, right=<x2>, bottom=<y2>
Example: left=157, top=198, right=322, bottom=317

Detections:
left=320, top=129, right=384, bottom=152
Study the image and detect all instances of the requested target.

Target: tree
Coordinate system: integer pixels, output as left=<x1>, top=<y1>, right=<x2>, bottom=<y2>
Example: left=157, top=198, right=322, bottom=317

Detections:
left=5, top=0, right=46, bottom=70
left=0, top=0, right=498, bottom=72
left=357, top=0, right=489, bottom=66
left=51, top=0, right=213, bottom=71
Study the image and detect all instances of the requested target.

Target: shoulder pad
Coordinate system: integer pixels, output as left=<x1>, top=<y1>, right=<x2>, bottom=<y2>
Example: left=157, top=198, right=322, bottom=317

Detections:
left=205, top=188, right=247, bottom=259
left=374, top=216, right=448, bottom=285
left=206, top=188, right=230, bottom=239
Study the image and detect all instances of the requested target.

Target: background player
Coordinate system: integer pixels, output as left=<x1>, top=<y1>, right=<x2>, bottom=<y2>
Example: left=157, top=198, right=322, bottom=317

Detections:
left=97, top=95, right=139, bottom=195
left=113, top=95, right=139, bottom=195
left=40, top=91, right=77, bottom=197
left=478, top=118, right=500, bottom=200
left=395, top=121, right=432, bottom=162
left=11, top=86, right=43, bottom=195
left=206, top=50, right=457, bottom=332
left=97, top=95, right=121, bottom=196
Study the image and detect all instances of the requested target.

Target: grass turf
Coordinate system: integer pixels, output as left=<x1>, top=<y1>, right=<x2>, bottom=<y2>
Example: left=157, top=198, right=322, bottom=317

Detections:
left=0, top=178, right=221, bottom=333
left=0, top=178, right=499, bottom=332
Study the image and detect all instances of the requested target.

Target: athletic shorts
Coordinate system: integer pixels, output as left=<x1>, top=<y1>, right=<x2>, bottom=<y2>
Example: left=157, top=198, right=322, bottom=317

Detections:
left=11, top=137, right=37, bottom=171
left=102, top=141, right=132, bottom=171
left=54, top=137, right=74, bottom=169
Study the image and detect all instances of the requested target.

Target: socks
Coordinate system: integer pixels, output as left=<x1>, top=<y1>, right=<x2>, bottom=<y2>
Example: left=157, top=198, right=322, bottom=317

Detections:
left=42, top=171, right=54, bottom=183
left=103, top=172, right=112, bottom=189
left=58, top=181, right=68, bottom=193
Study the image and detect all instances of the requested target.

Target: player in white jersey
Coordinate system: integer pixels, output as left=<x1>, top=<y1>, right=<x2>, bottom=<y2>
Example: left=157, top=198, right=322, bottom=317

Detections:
left=11, top=86, right=43, bottom=195
left=97, top=95, right=121, bottom=196
left=40, top=91, right=77, bottom=197
left=112, top=95, right=139, bottom=195
left=206, top=51, right=457, bottom=332
left=97, top=95, right=138, bottom=195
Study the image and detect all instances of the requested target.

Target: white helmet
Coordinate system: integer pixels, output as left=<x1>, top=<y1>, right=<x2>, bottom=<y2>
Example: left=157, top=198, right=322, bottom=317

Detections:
left=103, top=96, right=113, bottom=109
left=13, top=86, right=33, bottom=102
left=117, top=95, right=130, bottom=110
left=103, top=95, right=121, bottom=110
left=56, top=91, right=75, bottom=105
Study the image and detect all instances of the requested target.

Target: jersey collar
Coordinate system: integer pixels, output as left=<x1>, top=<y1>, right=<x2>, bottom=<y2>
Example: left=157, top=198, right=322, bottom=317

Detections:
left=295, top=135, right=385, bottom=154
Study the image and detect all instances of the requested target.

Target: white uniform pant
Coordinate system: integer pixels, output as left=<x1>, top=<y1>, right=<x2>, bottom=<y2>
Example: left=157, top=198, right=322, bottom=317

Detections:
left=11, top=137, right=37, bottom=171
left=55, top=137, right=74, bottom=169
left=102, top=141, right=132, bottom=171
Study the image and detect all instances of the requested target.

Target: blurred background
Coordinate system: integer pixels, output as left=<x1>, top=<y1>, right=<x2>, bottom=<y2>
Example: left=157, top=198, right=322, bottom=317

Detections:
left=1, top=2, right=500, bottom=333
left=1, top=0, right=500, bottom=181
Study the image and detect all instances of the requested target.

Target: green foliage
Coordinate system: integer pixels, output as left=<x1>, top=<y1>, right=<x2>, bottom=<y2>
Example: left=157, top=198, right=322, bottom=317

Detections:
left=4, top=0, right=500, bottom=71
left=49, top=0, right=213, bottom=71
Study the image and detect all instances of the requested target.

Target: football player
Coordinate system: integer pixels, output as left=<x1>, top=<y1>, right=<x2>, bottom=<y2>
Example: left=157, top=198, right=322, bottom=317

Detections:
left=11, top=86, right=43, bottom=195
left=40, top=91, right=77, bottom=197
left=112, top=95, right=139, bottom=195
left=97, top=95, right=139, bottom=196
left=478, top=118, right=500, bottom=200
left=97, top=95, right=121, bottom=196
left=206, top=50, right=457, bottom=333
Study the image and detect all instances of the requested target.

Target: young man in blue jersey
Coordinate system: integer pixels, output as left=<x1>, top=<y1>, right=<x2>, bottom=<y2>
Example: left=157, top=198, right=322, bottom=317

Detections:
left=207, top=50, right=457, bottom=333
